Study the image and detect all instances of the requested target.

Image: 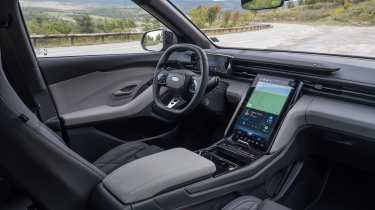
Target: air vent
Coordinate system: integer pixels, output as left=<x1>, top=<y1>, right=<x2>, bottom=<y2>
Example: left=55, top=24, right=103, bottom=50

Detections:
left=230, top=59, right=375, bottom=106
left=230, top=58, right=339, bottom=77
left=229, top=60, right=256, bottom=79
left=304, top=81, right=375, bottom=106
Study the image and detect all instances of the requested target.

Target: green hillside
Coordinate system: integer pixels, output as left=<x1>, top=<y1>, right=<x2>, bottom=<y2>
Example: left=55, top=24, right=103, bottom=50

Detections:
left=254, top=0, right=375, bottom=26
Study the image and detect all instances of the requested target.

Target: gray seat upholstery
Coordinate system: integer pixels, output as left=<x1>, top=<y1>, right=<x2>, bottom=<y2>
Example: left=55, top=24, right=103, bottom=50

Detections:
left=223, top=196, right=291, bottom=210
left=0, top=50, right=162, bottom=209
left=94, top=141, right=163, bottom=174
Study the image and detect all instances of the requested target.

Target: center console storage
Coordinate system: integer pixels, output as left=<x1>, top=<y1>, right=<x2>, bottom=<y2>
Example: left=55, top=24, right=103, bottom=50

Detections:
left=102, top=148, right=216, bottom=204
left=198, top=138, right=264, bottom=176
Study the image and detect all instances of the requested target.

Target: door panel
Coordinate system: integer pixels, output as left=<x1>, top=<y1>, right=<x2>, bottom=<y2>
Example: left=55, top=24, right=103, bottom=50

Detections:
left=49, top=67, right=153, bottom=115
left=39, top=53, right=161, bottom=84
left=39, top=52, right=161, bottom=127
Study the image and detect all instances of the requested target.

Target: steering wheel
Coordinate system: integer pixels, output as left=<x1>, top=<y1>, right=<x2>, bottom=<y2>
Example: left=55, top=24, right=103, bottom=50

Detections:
left=153, top=44, right=209, bottom=116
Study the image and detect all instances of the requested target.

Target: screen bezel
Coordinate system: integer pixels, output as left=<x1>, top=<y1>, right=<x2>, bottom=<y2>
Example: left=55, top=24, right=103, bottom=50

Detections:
left=225, top=75, right=298, bottom=153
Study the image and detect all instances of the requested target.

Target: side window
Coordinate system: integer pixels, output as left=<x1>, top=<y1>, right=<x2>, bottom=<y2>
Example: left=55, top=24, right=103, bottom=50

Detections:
left=19, top=1, right=165, bottom=57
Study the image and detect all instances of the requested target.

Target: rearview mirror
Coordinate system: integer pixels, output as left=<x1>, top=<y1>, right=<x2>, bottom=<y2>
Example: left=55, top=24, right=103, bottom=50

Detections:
left=241, top=0, right=284, bottom=10
left=141, top=29, right=177, bottom=52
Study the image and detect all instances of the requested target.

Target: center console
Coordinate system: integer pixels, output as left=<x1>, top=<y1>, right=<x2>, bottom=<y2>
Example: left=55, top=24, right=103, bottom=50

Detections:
left=93, top=74, right=303, bottom=210
left=198, top=75, right=301, bottom=176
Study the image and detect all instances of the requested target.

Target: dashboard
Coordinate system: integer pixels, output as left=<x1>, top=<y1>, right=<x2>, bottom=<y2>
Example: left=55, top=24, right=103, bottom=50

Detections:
left=197, top=48, right=375, bottom=153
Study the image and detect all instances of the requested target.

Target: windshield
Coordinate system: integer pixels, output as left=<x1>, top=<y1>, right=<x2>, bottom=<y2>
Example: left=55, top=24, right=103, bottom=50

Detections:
left=169, top=0, right=375, bottom=58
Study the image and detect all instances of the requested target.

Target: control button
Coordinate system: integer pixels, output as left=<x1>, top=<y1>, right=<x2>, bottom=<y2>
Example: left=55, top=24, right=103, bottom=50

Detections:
left=250, top=134, right=257, bottom=140
left=157, top=73, right=168, bottom=85
left=256, top=136, right=263, bottom=142
left=262, top=125, right=270, bottom=133
left=189, top=78, right=198, bottom=93
left=265, top=116, right=274, bottom=124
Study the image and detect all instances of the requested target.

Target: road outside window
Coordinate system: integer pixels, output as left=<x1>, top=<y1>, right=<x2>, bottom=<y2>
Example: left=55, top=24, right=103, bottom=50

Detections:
left=19, top=0, right=375, bottom=58
left=170, top=0, right=375, bottom=58
left=19, top=0, right=164, bottom=57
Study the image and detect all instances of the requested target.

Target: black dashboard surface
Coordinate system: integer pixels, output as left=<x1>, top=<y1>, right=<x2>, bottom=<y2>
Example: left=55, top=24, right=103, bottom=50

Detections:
left=170, top=48, right=375, bottom=89
left=166, top=48, right=375, bottom=107
left=205, top=48, right=375, bottom=91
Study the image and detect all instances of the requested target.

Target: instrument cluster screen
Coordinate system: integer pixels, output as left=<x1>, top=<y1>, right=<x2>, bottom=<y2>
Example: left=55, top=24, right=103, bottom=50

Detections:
left=232, top=76, right=296, bottom=151
left=207, top=54, right=230, bottom=73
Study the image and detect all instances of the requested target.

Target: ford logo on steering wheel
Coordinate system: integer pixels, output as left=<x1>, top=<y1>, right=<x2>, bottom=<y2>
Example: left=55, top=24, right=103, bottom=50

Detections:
left=171, top=76, right=180, bottom=82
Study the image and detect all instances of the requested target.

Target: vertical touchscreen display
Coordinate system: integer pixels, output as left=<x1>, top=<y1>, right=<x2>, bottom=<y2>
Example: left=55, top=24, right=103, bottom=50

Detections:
left=232, top=77, right=295, bottom=151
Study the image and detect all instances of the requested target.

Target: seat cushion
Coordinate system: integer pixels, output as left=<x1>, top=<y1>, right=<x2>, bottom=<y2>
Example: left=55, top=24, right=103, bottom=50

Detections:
left=222, top=196, right=291, bottom=210
left=94, top=142, right=163, bottom=174
left=222, top=196, right=262, bottom=210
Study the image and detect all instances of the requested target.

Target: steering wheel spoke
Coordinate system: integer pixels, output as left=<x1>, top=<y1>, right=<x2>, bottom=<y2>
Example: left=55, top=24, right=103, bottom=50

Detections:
left=167, top=97, right=186, bottom=109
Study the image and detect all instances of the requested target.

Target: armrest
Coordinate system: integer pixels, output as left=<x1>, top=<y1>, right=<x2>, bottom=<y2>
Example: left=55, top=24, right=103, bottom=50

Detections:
left=103, top=148, right=216, bottom=204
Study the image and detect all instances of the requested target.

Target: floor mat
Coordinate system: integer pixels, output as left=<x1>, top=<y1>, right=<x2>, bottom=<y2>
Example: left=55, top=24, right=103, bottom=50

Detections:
left=0, top=196, right=31, bottom=210
left=279, top=159, right=330, bottom=210
left=307, top=165, right=375, bottom=210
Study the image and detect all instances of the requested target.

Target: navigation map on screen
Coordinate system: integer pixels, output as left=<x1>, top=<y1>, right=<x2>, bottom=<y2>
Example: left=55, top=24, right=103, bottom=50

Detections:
left=246, top=81, right=292, bottom=116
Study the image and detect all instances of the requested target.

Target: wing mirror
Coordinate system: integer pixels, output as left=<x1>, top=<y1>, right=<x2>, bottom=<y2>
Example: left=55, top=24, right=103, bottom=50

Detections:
left=141, top=29, right=177, bottom=52
left=241, top=0, right=284, bottom=10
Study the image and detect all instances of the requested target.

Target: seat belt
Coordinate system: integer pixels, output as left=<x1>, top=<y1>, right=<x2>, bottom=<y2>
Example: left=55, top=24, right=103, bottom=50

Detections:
left=0, top=11, right=71, bottom=146
left=0, top=13, right=42, bottom=117
left=0, top=46, right=41, bottom=118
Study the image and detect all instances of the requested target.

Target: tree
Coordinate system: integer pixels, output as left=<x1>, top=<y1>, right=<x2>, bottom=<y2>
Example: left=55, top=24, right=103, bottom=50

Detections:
left=142, top=18, right=162, bottom=31
left=287, top=1, right=295, bottom=8
left=232, top=11, right=241, bottom=26
left=241, top=11, right=255, bottom=25
left=222, top=11, right=232, bottom=27
left=26, top=15, right=49, bottom=34
left=189, top=6, right=209, bottom=28
left=73, top=14, right=94, bottom=33
left=207, top=4, right=221, bottom=26
left=51, top=20, right=73, bottom=34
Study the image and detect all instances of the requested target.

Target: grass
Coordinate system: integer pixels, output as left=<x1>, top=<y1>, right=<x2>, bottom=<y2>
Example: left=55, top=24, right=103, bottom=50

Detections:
left=254, top=0, right=375, bottom=26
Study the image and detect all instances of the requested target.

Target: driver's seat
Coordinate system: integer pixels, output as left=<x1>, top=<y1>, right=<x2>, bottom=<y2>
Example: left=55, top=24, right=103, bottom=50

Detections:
left=0, top=50, right=163, bottom=210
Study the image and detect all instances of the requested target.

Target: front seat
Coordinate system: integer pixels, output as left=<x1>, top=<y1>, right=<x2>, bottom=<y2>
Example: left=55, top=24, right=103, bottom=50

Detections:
left=0, top=50, right=162, bottom=210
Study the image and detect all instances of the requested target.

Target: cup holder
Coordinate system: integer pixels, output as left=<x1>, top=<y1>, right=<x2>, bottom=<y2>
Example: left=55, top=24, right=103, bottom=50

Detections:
left=199, top=149, right=240, bottom=176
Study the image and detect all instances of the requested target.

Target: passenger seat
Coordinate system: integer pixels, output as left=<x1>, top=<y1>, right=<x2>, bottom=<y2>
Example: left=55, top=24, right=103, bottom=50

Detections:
left=222, top=196, right=291, bottom=210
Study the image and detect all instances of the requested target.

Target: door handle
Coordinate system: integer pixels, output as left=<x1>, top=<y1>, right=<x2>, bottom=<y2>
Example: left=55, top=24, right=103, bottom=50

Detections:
left=113, top=84, right=137, bottom=97
left=113, top=90, right=133, bottom=97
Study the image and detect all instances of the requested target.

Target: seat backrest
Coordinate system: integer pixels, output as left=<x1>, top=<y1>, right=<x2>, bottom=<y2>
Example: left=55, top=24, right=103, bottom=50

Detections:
left=0, top=50, right=105, bottom=210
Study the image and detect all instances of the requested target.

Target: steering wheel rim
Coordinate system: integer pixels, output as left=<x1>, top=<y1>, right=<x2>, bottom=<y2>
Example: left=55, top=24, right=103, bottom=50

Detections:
left=153, top=44, right=209, bottom=116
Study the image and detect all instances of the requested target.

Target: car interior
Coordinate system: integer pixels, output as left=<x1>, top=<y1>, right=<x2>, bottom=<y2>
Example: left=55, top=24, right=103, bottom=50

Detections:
left=1, top=0, right=375, bottom=210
